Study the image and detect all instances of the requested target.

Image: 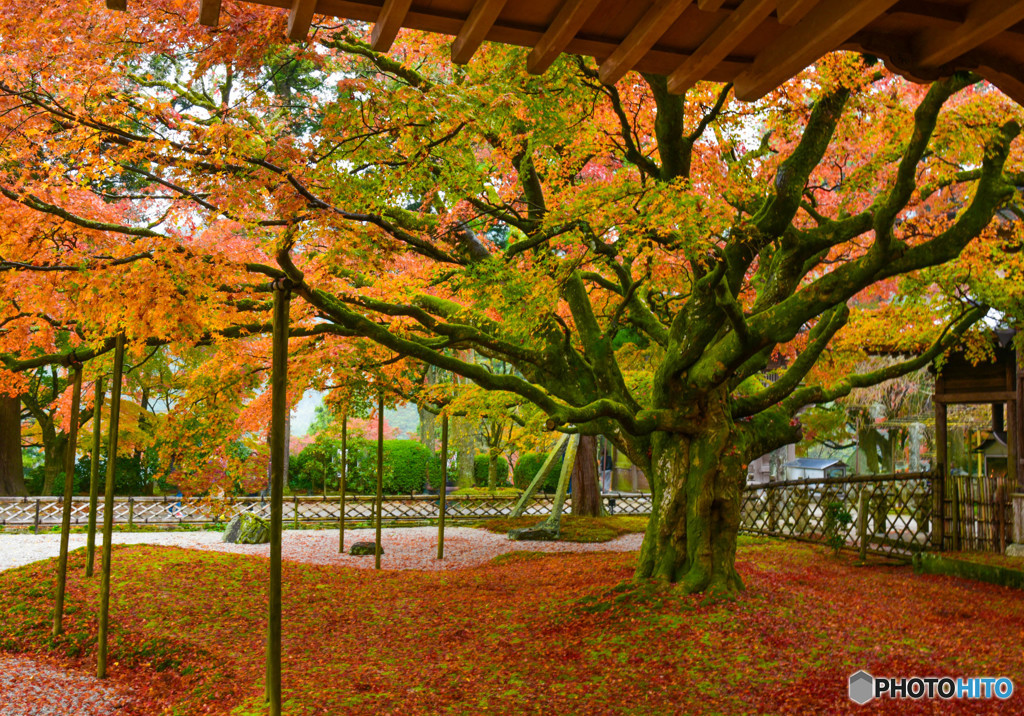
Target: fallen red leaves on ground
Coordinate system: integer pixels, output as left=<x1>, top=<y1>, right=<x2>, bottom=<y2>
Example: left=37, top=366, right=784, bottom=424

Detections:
left=2, top=537, right=1023, bottom=715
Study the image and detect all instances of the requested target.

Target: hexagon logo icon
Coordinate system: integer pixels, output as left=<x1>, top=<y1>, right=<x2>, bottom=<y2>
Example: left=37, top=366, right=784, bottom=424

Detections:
left=849, top=670, right=874, bottom=705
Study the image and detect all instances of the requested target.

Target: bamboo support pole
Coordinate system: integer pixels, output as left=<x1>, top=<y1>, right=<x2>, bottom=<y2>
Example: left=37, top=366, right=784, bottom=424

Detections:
left=86, top=376, right=104, bottom=577
left=97, top=334, right=125, bottom=679
left=53, top=362, right=83, bottom=637
left=339, top=413, right=347, bottom=553
left=437, top=414, right=448, bottom=560
left=375, top=392, right=384, bottom=570
left=266, top=282, right=290, bottom=716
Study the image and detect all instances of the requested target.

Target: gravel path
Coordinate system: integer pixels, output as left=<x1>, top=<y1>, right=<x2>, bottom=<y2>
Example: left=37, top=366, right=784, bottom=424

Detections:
left=0, top=527, right=641, bottom=573
left=0, top=654, right=131, bottom=716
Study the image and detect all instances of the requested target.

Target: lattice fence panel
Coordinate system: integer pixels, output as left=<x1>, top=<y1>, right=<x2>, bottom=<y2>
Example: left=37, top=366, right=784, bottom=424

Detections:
left=740, top=474, right=933, bottom=558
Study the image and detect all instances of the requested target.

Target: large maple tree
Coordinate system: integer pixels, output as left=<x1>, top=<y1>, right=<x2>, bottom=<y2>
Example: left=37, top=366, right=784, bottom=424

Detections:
left=1, top=1, right=1022, bottom=594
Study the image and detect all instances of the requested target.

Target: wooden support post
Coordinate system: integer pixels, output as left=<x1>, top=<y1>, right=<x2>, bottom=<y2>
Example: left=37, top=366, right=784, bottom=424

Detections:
left=293, top=495, right=299, bottom=531
left=127, top=496, right=134, bottom=530
left=266, top=282, right=290, bottom=716
left=540, top=434, right=579, bottom=532
left=510, top=434, right=568, bottom=519
left=857, top=487, right=868, bottom=561
left=339, top=412, right=347, bottom=553
left=933, top=399, right=947, bottom=550
left=85, top=376, right=104, bottom=577
left=375, top=392, right=384, bottom=570
left=33, top=499, right=40, bottom=534
left=437, top=414, right=448, bottom=560
left=98, top=333, right=125, bottom=679
left=950, top=474, right=961, bottom=551
left=53, top=363, right=83, bottom=637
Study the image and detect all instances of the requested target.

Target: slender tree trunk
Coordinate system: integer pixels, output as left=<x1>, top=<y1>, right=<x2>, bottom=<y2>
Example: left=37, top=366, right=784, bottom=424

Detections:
left=570, top=435, right=602, bottom=517
left=54, top=365, right=82, bottom=637
left=98, top=334, right=125, bottom=679
left=487, top=447, right=498, bottom=490
left=338, top=412, right=347, bottom=553
left=86, top=376, right=104, bottom=577
left=0, top=394, right=27, bottom=497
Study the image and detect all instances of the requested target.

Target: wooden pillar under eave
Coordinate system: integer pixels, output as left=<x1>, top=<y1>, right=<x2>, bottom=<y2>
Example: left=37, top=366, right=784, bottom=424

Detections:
left=933, top=398, right=947, bottom=551
left=267, top=281, right=291, bottom=716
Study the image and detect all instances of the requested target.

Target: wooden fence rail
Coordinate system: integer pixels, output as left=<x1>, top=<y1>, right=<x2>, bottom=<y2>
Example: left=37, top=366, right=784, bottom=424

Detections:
left=0, top=492, right=654, bottom=530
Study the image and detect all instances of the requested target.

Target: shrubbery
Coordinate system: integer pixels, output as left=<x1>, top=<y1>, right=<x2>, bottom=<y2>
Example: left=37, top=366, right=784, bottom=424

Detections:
left=512, top=452, right=563, bottom=492
left=290, top=438, right=443, bottom=495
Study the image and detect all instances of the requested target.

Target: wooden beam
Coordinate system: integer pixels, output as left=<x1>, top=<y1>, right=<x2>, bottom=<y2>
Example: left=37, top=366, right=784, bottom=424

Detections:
left=598, top=0, right=694, bottom=86
left=199, top=0, right=223, bottom=27
left=287, top=0, right=318, bottom=41
left=697, top=0, right=726, bottom=9
left=732, top=0, right=898, bottom=101
left=935, top=390, right=1017, bottom=405
left=370, top=0, right=414, bottom=52
left=915, top=0, right=1024, bottom=68
left=452, top=0, right=509, bottom=65
left=527, top=0, right=603, bottom=75
left=777, top=0, right=818, bottom=25
left=105, top=0, right=127, bottom=10
left=667, top=0, right=775, bottom=93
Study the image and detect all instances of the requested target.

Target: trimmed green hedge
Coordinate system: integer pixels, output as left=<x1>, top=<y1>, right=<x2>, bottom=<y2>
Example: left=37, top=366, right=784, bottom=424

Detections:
left=512, top=452, right=563, bottom=492
left=474, top=454, right=510, bottom=488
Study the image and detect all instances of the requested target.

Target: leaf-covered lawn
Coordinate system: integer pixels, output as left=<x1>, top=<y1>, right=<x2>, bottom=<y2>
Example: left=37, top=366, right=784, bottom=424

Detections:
left=2, top=539, right=1024, bottom=715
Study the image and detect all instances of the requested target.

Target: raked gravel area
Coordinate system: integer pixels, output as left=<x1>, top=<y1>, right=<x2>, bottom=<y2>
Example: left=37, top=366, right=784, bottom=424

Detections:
left=0, top=526, right=642, bottom=573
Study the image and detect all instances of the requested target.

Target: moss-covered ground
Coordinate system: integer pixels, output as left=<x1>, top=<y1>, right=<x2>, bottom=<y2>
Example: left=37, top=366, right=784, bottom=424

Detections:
left=2, top=539, right=1023, bottom=714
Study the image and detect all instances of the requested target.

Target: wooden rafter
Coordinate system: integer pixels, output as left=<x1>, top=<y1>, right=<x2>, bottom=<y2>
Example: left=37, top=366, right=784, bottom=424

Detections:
left=198, top=0, right=223, bottom=27
left=697, top=0, right=727, bottom=9
left=598, top=0, right=694, bottom=86
left=732, top=0, right=898, bottom=101
left=371, top=0, right=414, bottom=52
left=914, top=0, right=1024, bottom=68
left=527, top=0, right=603, bottom=75
left=452, top=0, right=509, bottom=64
left=287, top=0, right=318, bottom=41
left=667, top=0, right=775, bottom=94
left=105, top=0, right=127, bottom=10
left=776, top=0, right=818, bottom=25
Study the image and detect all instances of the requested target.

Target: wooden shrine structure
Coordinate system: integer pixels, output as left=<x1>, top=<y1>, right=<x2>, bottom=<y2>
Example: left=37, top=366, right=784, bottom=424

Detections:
left=105, top=0, right=1024, bottom=105
left=933, top=331, right=1024, bottom=552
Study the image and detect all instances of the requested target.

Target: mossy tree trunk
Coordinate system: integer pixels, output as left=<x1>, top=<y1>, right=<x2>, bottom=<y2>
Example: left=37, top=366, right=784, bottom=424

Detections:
left=0, top=394, right=27, bottom=497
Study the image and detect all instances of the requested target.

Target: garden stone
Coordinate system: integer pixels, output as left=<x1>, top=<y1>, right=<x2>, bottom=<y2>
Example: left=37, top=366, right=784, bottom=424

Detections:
left=350, top=541, right=381, bottom=556
left=1006, top=544, right=1024, bottom=558
left=222, top=513, right=270, bottom=544
left=508, top=525, right=559, bottom=541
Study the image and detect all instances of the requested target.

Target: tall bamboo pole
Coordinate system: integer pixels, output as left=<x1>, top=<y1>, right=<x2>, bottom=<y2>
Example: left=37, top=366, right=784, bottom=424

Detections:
left=338, top=412, right=347, bottom=553
left=53, top=361, right=83, bottom=637
left=85, top=375, right=104, bottom=577
left=375, top=392, right=384, bottom=570
left=267, top=282, right=290, bottom=716
left=437, top=414, right=448, bottom=560
left=97, top=334, right=125, bottom=679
